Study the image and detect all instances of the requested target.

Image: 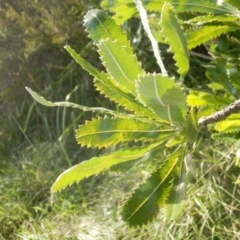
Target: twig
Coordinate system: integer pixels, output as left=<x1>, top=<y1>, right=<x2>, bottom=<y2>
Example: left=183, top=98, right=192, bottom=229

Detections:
left=198, top=99, right=240, bottom=127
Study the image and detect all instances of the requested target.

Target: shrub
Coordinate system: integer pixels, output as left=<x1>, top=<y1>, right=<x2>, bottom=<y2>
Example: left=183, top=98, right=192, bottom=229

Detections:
left=27, top=0, right=240, bottom=227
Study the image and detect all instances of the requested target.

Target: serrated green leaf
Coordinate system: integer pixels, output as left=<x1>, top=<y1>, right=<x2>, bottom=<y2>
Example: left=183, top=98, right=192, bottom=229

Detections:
left=120, top=146, right=182, bottom=227
left=187, top=15, right=238, bottom=25
left=113, top=3, right=137, bottom=25
left=76, top=117, right=174, bottom=148
left=51, top=142, right=162, bottom=193
left=145, top=0, right=235, bottom=15
left=101, top=0, right=133, bottom=10
left=206, top=63, right=239, bottom=98
left=110, top=146, right=159, bottom=173
left=94, top=75, right=157, bottom=119
left=137, top=73, right=187, bottom=124
left=65, top=45, right=154, bottom=118
left=102, top=0, right=235, bottom=24
left=64, top=45, right=109, bottom=85
left=215, top=119, right=240, bottom=133
left=187, top=90, right=231, bottom=107
left=98, top=39, right=144, bottom=95
left=101, top=0, right=136, bottom=25
left=187, top=25, right=236, bottom=50
left=165, top=152, right=186, bottom=220
left=160, top=3, right=189, bottom=76
left=84, top=9, right=130, bottom=47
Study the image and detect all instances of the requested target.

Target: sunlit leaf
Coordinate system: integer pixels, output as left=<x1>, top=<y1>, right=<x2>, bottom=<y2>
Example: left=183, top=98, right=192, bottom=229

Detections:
left=113, top=3, right=137, bottom=25
left=160, top=3, right=189, bottom=76
left=94, top=74, right=157, bottom=119
left=145, top=0, right=236, bottom=15
left=64, top=45, right=108, bottom=83
left=215, top=119, right=240, bottom=133
left=84, top=9, right=130, bottom=47
left=98, top=39, right=144, bottom=95
left=187, top=91, right=231, bottom=107
left=101, top=0, right=235, bottom=24
left=187, top=15, right=238, bottom=25
left=76, top=117, right=175, bottom=148
left=51, top=142, right=163, bottom=193
left=187, top=25, right=236, bottom=50
left=65, top=45, right=154, bottom=118
left=137, top=73, right=187, bottom=124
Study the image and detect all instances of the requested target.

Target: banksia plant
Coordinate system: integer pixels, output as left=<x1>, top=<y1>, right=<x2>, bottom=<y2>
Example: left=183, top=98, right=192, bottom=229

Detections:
left=27, top=0, right=240, bottom=226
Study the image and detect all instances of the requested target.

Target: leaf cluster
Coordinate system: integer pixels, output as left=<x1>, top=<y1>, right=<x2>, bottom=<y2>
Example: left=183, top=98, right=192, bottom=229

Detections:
left=27, top=0, right=240, bottom=227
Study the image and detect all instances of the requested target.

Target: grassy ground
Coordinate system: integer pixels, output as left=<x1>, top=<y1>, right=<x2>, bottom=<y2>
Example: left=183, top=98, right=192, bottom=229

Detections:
left=1, top=136, right=240, bottom=239
left=1, top=1, right=240, bottom=239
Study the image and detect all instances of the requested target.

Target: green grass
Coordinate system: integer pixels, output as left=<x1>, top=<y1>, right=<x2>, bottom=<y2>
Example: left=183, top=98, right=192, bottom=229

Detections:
left=1, top=0, right=240, bottom=239
left=1, top=138, right=240, bottom=239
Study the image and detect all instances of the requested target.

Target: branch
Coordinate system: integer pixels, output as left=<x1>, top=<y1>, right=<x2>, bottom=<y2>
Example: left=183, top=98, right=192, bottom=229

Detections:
left=198, top=99, right=240, bottom=127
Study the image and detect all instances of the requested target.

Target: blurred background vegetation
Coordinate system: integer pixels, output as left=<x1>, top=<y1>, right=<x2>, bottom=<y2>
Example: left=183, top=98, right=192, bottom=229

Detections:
left=0, top=0, right=239, bottom=239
